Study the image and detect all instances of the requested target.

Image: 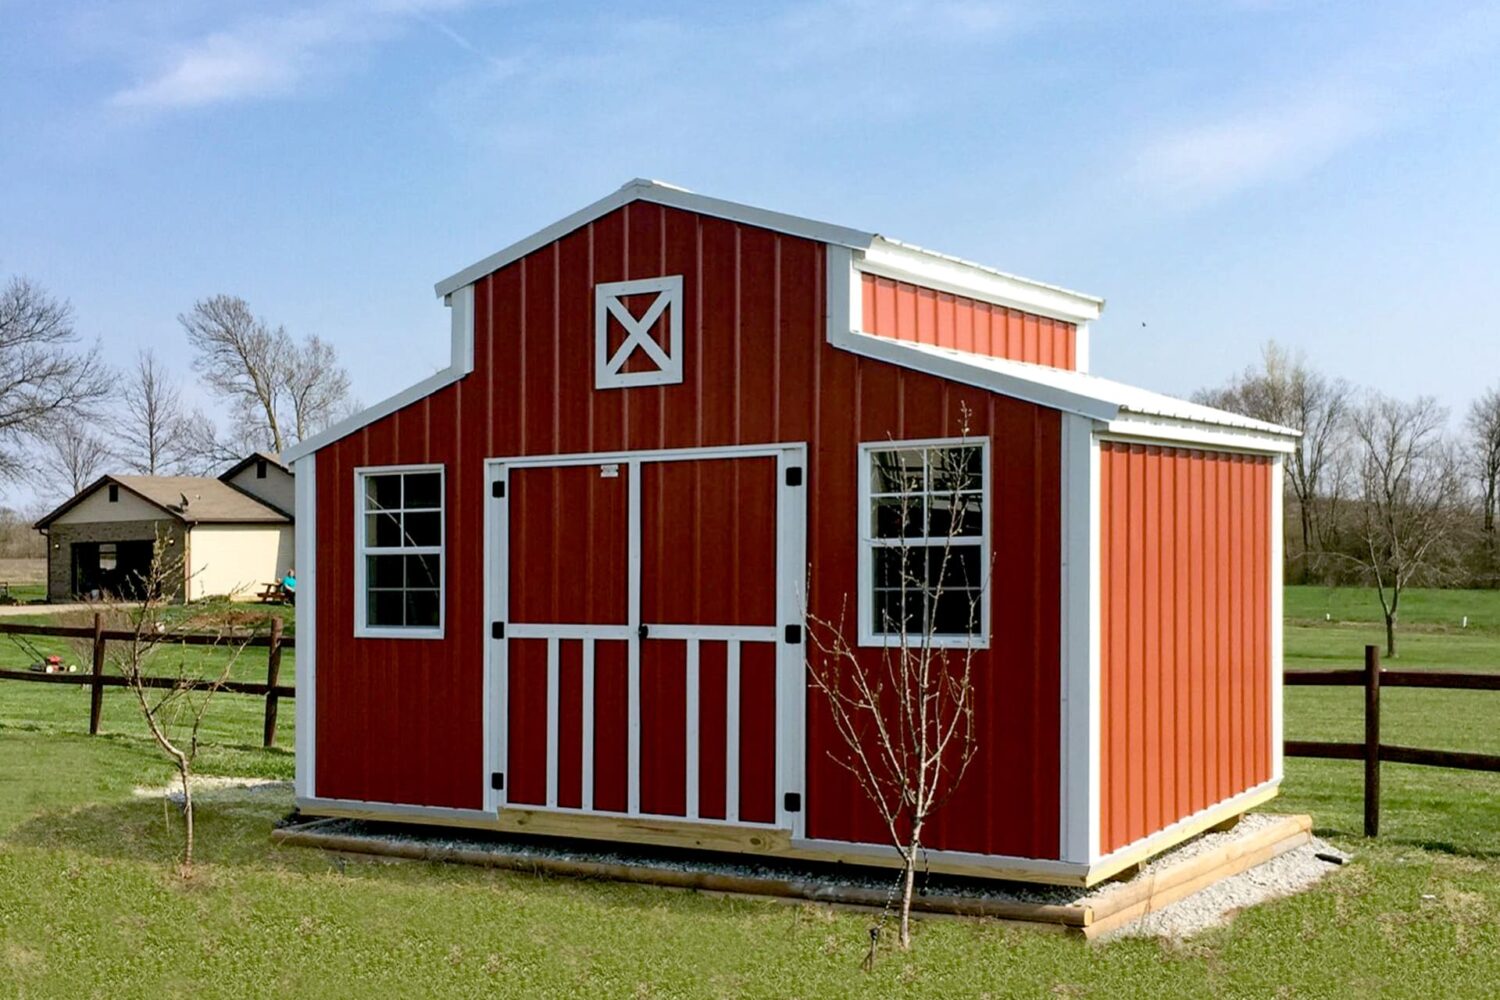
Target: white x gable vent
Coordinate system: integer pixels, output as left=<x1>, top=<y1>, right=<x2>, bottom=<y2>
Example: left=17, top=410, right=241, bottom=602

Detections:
left=595, top=275, right=683, bottom=390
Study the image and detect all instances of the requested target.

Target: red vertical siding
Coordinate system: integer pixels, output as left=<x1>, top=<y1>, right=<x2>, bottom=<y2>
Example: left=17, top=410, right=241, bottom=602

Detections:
left=1097, top=443, right=1272, bottom=855
left=860, top=273, right=1077, bottom=369
left=314, top=203, right=1063, bottom=859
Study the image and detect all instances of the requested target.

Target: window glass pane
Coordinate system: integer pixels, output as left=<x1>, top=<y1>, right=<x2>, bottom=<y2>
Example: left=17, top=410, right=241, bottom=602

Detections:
left=406, top=589, right=440, bottom=629
left=367, top=554, right=405, bottom=589
left=925, top=544, right=985, bottom=590
left=365, top=474, right=402, bottom=512
left=405, top=553, right=441, bottom=590
left=403, top=472, right=442, bottom=510
left=870, top=448, right=925, bottom=495
left=929, top=445, right=982, bottom=495
left=872, top=496, right=925, bottom=539
left=366, top=512, right=402, bottom=548
left=402, top=510, right=441, bottom=547
left=931, top=587, right=983, bottom=635
left=872, top=588, right=923, bottom=636
left=928, top=492, right=983, bottom=538
left=873, top=547, right=921, bottom=588
left=368, top=589, right=405, bottom=627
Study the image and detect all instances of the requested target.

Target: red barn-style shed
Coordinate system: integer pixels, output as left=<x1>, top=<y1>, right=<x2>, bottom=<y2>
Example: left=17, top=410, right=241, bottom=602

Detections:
left=285, top=180, right=1298, bottom=886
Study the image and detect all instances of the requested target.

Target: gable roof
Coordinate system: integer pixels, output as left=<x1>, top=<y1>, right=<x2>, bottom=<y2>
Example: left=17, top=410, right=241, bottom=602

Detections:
left=432, top=179, right=1105, bottom=322
left=282, top=179, right=1295, bottom=463
left=34, top=474, right=291, bottom=530
left=218, top=451, right=289, bottom=481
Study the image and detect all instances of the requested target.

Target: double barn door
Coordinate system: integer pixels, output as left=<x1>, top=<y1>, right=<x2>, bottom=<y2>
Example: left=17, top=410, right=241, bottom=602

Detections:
left=487, top=445, right=806, bottom=832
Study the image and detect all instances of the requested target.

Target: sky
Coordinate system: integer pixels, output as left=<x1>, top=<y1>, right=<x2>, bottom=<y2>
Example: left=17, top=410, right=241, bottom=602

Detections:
left=2, top=0, right=1498, bottom=491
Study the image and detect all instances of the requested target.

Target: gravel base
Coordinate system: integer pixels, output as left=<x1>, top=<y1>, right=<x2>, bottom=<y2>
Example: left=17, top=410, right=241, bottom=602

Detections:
left=278, top=806, right=1344, bottom=936
left=135, top=777, right=292, bottom=804
left=1103, top=835, right=1351, bottom=941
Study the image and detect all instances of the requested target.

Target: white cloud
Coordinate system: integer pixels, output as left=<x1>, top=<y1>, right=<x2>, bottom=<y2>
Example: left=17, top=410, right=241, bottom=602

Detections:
left=1131, top=95, right=1380, bottom=206
left=107, top=0, right=486, bottom=110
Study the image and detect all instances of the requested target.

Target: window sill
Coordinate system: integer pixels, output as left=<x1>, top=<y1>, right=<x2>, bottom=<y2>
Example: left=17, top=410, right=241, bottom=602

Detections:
left=856, top=633, right=990, bottom=651
left=355, top=626, right=445, bottom=641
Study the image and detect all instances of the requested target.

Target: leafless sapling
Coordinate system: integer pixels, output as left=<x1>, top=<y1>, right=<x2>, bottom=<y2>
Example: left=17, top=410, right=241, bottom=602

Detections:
left=806, top=410, right=985, bottom=954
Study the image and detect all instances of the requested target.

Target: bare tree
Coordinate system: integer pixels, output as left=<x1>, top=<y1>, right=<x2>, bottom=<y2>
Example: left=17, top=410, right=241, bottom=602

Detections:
left=118, top=348, right=196, bottom=474
left=0, top=276, right=112, bottom=483
left=1195, top=342, right=1351, bottom=582
left=806, top=414, right=983, bottom=954
left=30, top=418, right=112, bottom=495
left=1349, top=394, right=1466, bottom=657
left=282, top=334, right=351, bottom=441
left=107, top=538, right=255, bottom=874
left=1467, top=386, right=1500, bottom=550
left=180, top=295, right=292, bottom=453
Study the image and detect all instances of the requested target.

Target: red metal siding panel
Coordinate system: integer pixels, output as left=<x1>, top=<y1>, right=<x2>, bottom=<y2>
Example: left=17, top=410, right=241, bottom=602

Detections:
left=1097, top=444, right=1274, bottom=855
left=860, top=273, right=1077, bottom=370
left=314, top=204, right=1064, bottom=858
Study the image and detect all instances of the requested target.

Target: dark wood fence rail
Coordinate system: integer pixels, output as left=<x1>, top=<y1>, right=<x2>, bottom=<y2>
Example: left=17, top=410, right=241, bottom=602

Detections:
left=1285, top=644, right=1500, bottom=837
left=0, top=614, right=294, bottom=748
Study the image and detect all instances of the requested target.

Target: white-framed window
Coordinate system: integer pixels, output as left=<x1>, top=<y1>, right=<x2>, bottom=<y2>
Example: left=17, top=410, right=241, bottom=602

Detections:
left=856, top=439, right=990, bottom=648
left=354, top=464, right=444, bottom=639
left=595, top=275, right=683, bottom=389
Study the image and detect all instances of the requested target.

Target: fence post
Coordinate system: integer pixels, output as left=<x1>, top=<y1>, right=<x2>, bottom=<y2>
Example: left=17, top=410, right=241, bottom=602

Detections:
left=88, top=612, right=105, bottom=735
left=1364, top=643, right=1381, bottom=837
left=263, top=617, right=284, bottom=748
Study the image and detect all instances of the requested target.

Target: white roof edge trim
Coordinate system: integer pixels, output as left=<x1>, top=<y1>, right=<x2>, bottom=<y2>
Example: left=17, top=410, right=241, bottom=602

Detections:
left=862, top=238, right=1104, bottom=324
left=433, top=178, right=877, bottom=298
left=282, top=285, right=475, bottom=463
left=824, top=245, right=1297, bottom=450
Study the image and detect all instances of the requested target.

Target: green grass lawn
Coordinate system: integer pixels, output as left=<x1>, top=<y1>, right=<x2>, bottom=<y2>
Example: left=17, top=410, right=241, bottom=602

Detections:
left=0, top=588, right=1496, bottom=997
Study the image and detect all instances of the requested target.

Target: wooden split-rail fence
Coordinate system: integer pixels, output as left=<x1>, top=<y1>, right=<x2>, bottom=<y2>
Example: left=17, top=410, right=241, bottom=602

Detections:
left=0, top=614, right=293, bottom=748
left=1285, top=644, right=1500, bottom=837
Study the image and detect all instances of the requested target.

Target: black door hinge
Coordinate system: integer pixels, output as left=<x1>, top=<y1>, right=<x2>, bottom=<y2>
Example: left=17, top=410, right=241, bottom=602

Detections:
left=785, top=466, right=803, bottom=487
left=491, top=621, right=505, bottom=640
left=784, top=792, right=801, bottom=813
left=491, top=772, right=504, bottom=790
left=491, top=480, right=505, bottom=498
left=784, top=624, right=803, bottom=645
left=637, top=624, right=650, bottom=640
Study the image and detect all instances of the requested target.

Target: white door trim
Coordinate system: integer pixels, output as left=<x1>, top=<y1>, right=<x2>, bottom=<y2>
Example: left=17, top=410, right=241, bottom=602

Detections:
left=482, top=442, right=808, bottom=833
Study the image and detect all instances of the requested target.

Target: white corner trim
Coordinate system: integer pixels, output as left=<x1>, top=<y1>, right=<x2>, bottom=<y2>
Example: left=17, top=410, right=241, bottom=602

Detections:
left=282, top=285, right=474, bottom=464
left=1073, top=321, right=1091, bottom=374
left=860, top=238, right=1104, bottom=325
left=1270, top=455, right=1285, bottom=783
left=594, top=275, right=684, bottom=389
left=1058, top=415, right=1100, bottom=864
left=292, top=451, right=317, bottom=800
left=435, top=178, right=876, bottom=299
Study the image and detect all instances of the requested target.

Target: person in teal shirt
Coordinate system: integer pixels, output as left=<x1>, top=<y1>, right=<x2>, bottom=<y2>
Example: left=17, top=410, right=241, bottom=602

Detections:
left=281, top=568, right=296, bottom=605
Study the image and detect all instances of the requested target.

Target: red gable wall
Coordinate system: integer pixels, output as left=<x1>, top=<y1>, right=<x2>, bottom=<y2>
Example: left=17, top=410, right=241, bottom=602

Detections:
left=313, top=202, right=1064, bottom=859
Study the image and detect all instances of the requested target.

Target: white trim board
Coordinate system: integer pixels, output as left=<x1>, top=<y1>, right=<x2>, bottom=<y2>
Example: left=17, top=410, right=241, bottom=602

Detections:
left=484, top=441, right=808, bottom=833
left=854, top=436, right=992, bottom=649
left=434, top=178, right=875, bottom=299
left=282, top=285, right=474, bottom=464
left=1057, top=415, right=1100, bottom=864
left=352, top=463, right=446, bottom=640
left=292, top=452, right=317, bottom=801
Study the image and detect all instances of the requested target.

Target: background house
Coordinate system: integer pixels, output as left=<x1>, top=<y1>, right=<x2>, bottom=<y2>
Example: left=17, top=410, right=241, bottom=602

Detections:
left=34, top=453, right=294, bottom=602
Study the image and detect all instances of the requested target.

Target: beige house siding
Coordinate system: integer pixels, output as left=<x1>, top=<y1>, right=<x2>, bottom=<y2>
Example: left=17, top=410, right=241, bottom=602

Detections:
left=223, top=464, right=294, bottom=515
left=45, top=519, right=187, bottom=602
left=50, top=487, right=163, bottom=525
left=187, top=524, right=295, bottom=601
